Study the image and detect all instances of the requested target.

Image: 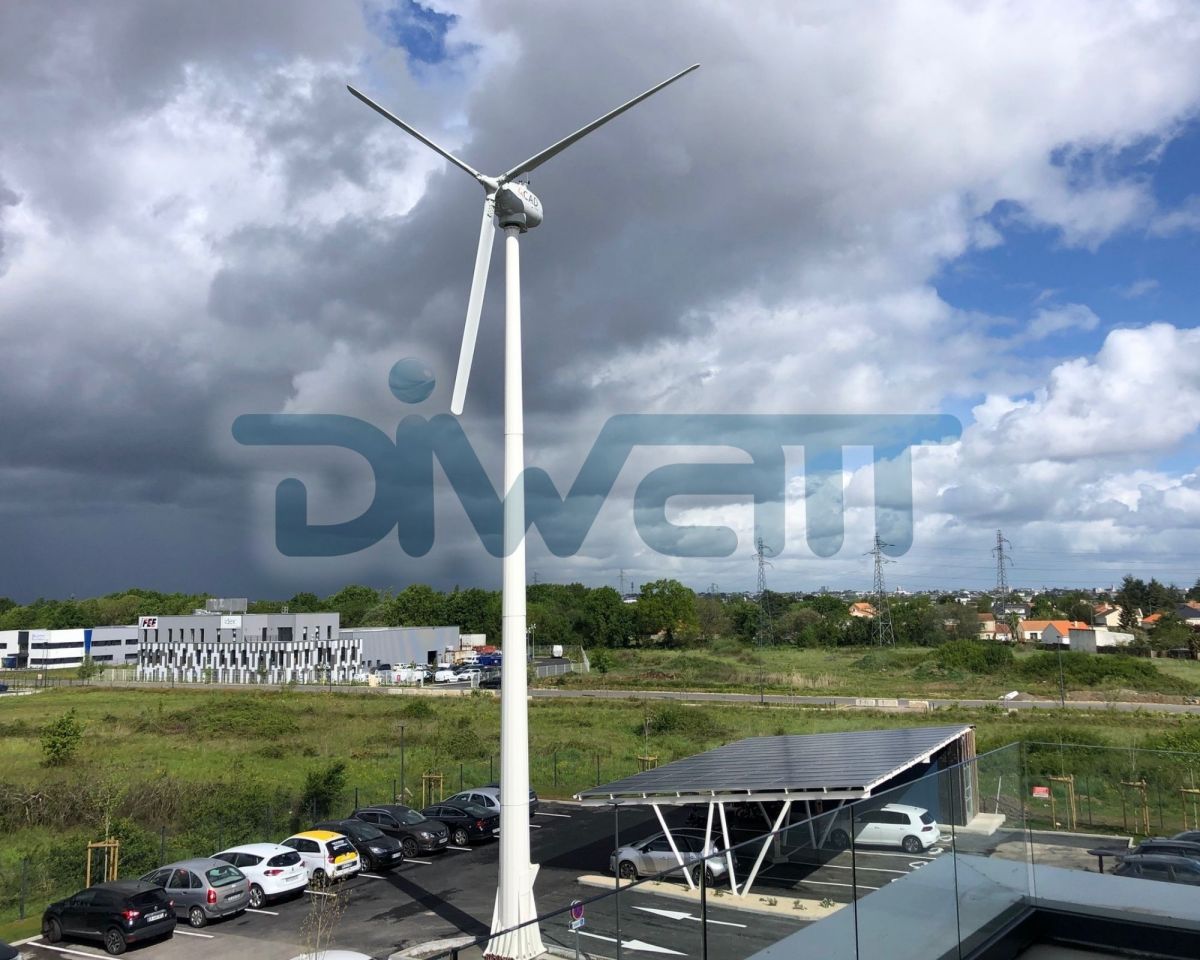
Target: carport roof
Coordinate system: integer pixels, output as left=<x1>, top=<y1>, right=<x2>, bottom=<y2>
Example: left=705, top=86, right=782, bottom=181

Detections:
left=575, top=724, right=972, bottom=804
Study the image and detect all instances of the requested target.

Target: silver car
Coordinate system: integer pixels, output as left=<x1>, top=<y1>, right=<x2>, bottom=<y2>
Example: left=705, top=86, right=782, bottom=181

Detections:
left=447, top=783, right=539, bottom=816
left=140, top=858, right=250, bottom=928
left=610, top=830, right=728, bottom=885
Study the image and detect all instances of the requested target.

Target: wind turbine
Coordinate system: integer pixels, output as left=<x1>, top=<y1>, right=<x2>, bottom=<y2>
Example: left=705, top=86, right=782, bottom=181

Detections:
left=348, top=63, right=698, bottom=960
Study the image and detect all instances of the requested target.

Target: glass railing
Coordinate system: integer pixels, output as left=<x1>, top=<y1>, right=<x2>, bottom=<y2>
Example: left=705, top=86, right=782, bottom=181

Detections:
left=417, top=739, right=1200, bottom=960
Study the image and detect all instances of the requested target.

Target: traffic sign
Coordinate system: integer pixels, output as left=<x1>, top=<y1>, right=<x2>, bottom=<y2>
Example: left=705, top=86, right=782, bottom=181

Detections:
left=570, top=899, right=585, bottom=921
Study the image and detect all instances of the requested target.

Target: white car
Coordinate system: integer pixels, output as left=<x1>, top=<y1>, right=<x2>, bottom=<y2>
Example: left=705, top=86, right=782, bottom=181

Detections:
left=280, top=831, right=360, bottom=883
left=434, top=666, right=459, bottom=682
left=829, top=802, right=941, bottom=854
left=212, top=843, right=308, bottom=908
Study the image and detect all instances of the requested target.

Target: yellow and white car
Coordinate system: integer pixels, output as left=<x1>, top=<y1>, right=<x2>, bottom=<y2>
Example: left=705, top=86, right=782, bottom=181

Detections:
left=280, top=831, right=360, bottom=884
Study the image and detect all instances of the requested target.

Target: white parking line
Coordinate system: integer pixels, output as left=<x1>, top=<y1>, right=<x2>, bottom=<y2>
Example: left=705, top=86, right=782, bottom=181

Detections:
left=783, top=861, right=908, bottom=876
left=25, top=941, right=108, bottom=959
left=797, top=878, right=880, bottom=891
left=850, top=850, right=938, bottom=861
left=359, top=873, right=387, bottom=879
left=536, top=812, right=572, bottom=818
left=447, top=845, right=473, bottom=852
left=406, top=858, right=433, bottom=865
left=306, top=889, right=338, bottom=897
left=246, top=908, right=279, bottom=916
left=529, top=824, right=543, bottom=829
left=174, top=929, right=215, bottom=938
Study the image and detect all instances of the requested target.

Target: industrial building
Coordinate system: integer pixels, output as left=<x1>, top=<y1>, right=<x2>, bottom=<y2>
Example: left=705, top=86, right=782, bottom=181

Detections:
left=0, top=626, right=140, bottom=670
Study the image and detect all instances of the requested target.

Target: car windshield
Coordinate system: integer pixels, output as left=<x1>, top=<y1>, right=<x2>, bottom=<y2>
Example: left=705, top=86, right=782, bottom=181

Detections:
left=458, top=803, right=493, bottom=818
left=348, top=822, right=384, bottom=840
left=397, top=809, right=427, bottom=825
left=205, top=865, right=243, bottom=887
left=130, top=890, right=166, bottom=909
left=267, top=851, right=300, bottom=867
left=328, top=837, right=355, bottom=855
left=920, top=812, right=935, bottom=825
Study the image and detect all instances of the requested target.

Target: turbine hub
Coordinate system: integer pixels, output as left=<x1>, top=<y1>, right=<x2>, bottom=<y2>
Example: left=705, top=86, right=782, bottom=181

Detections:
left=495, top=183, right=543, bottom=232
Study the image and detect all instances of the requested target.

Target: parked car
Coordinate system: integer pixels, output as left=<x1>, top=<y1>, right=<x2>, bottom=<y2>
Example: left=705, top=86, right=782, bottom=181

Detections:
left=434, top=666, right=459, bottom=683
left=281, top=830, right=360, bottom=883
left=0, top=940, right=20, bottom=960
left=827, top=803, right=941, bottom=854
left=477, top=667, right=502, bottom=689
left=1173, top=830, right=1200, bottom=844
left=314, top=819, right=405, bottom=871
left=446, top=783, right=539, bottom=816
left=421, top=801, right=500, bottom=845
left=455, top=667, right=482, bottom=683
left=610, top=829, right=728, bottom=885
left=1129, top=838, right=1200, bottom=862
left=212, top=843, right=308, bottom=908
left=42, top=880, right=176, bottom=955
left=139, top=858, right=250, bottom=928
left=348, top=804, right=450, bottom=857
left=478, top=653, right=502, bottom=667
left=1114, top=853, right=1200, bottom=885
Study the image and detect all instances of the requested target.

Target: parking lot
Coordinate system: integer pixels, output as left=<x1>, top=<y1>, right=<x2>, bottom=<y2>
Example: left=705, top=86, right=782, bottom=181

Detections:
left=17, top=803, right=948, bottom=960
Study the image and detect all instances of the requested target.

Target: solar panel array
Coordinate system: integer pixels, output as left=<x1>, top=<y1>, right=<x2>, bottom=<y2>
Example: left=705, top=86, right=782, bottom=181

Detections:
left=576, top=724, right=971, bottom=801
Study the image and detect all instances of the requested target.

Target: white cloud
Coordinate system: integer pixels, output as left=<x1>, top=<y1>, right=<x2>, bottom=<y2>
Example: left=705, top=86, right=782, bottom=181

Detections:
left=1027, top=302, right=1101, bottom=340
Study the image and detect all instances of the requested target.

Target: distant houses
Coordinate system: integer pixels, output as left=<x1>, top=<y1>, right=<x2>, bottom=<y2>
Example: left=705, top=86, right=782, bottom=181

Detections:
left=849, top=601, right=877, bottom=619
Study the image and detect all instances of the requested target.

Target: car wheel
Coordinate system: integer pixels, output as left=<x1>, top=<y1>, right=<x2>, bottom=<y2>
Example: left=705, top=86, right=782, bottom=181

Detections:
left=313, top=868, right=328, bottom=886
left=188, top=905, right=207, bottom=928
left=902, top=835, right=922, bottom=854
left=618, top=860, right=639, bottom=881
left=829, top=829, right=850, bottom=850
left=43, top=917, right=63, bottom=943
left=452, top=827, right=470, bottom=846
left=691, top=865, right=716, bottom=886
left=104, top=927, right=127, bottom=955
left=248, top=884, right=265, bottom=909
left=362, top=853, right=376, bottom=872
left=402, top=837, right=419, bottom=858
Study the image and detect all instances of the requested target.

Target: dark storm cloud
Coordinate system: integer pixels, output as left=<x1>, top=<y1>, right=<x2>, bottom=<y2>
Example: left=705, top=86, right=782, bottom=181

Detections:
left=4, top=1, right=1200, bottom=601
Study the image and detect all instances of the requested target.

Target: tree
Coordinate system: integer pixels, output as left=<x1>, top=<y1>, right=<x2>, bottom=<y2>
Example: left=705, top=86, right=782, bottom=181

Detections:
left=41, top=709, right=84, bottom=766
left=580, top=587, right=633, bottom=648
left=300, top=759, right=349, bottom=819
left=635, top=580, right=698, bottom=646
left=695, top=596, right=731, bottom=641
left=324, top=585, right=381, bottom=627
left=288, top=592, right=321, bottom=613
left=1187, top=578, right=1200, bottom=603
left=76, top=656, right=103, bottom=680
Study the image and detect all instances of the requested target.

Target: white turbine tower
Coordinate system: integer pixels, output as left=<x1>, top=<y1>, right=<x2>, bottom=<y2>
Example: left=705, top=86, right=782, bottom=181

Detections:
left=349, top=63, right=698, bottom=960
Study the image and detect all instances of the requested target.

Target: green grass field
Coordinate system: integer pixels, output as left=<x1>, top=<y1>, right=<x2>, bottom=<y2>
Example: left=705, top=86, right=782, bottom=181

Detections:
left=554, top=645, right=1200, bottom=701
left=2, top=684, right=1199, bottom=925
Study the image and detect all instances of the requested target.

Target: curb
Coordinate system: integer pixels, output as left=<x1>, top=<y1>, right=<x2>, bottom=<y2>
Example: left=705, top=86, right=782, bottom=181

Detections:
left=389, top=935, right=477, bottom=959
left=575, top=874, right=841, bottom=920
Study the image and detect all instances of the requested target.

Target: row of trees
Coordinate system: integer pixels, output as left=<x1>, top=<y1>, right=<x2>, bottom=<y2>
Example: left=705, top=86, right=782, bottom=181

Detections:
left=3, top=573, right=1198, bottom=652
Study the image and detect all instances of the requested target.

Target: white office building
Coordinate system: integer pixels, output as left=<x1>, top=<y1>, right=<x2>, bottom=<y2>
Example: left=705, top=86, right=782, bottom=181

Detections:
left=135, top=611, right=351, bottom=684
left=0, top=626, right=140, bottom=670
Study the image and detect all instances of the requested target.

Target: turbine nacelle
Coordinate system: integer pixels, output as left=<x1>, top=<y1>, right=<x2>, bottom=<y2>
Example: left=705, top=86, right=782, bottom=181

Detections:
left=495, top=183, right=543, bottom=232
left=348, top=62, right=698, bottom=414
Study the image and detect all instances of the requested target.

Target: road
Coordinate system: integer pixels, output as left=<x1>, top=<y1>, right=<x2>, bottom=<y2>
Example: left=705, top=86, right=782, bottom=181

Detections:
left=529, top=688, right=1200, bottom=714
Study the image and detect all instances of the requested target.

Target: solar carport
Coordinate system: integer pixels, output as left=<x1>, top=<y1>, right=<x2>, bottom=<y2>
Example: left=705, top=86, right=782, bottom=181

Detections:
left=575, top=724, right=976, bottom=897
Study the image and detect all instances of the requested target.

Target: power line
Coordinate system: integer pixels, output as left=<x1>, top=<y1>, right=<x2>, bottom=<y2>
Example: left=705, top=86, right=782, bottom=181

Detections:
left=866, top=533, right=896, bottom=646
left=992, top=530, right=1013, bottom=597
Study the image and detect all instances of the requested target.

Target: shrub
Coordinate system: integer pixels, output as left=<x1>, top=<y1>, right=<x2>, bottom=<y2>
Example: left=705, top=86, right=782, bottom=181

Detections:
left=300, top=760, right=349, bottom=820
left=41, top=709, right=84, bottom=766
left=590, top=649, right=614, bottom=674
left=642, top=703, right=726, bottom=740
left=396, top=699, right=434, bottom=719
left=1016, top=652, right=1189, bottom=692
left=932, top=640, right=1014, bottom=674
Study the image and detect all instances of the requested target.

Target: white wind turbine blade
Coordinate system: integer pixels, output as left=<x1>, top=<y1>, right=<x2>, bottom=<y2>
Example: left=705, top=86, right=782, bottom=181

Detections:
left=451, top=197, right=497, bottom=415
left=497, top=64, right=699, bottom=184
left=347, top=85, right=494, bottom=187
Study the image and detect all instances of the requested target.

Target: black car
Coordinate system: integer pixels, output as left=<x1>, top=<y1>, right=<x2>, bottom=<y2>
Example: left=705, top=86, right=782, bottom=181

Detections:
left=314, top=818, right=406, bottom=871
left=1130, top=838, right=1200, bottom=861
left=348, top=804, right=450, bottom=857
left=1114, top=853, right=1200, bottom=885
left=43, top=880, right=176, bottom=955
left=1172, top=830, right=1200, bottom=844
left=0, top=942, right=18, bottom=960
left=421, top=801, right=500, bottom=846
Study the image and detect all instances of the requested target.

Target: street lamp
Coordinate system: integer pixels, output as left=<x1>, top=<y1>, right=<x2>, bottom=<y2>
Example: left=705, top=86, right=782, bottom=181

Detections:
left=399, top=723, right=407, bottom=802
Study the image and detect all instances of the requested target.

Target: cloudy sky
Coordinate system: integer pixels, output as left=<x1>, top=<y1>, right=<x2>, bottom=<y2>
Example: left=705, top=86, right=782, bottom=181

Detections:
left=3, top=0, right=1200, bottom=602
